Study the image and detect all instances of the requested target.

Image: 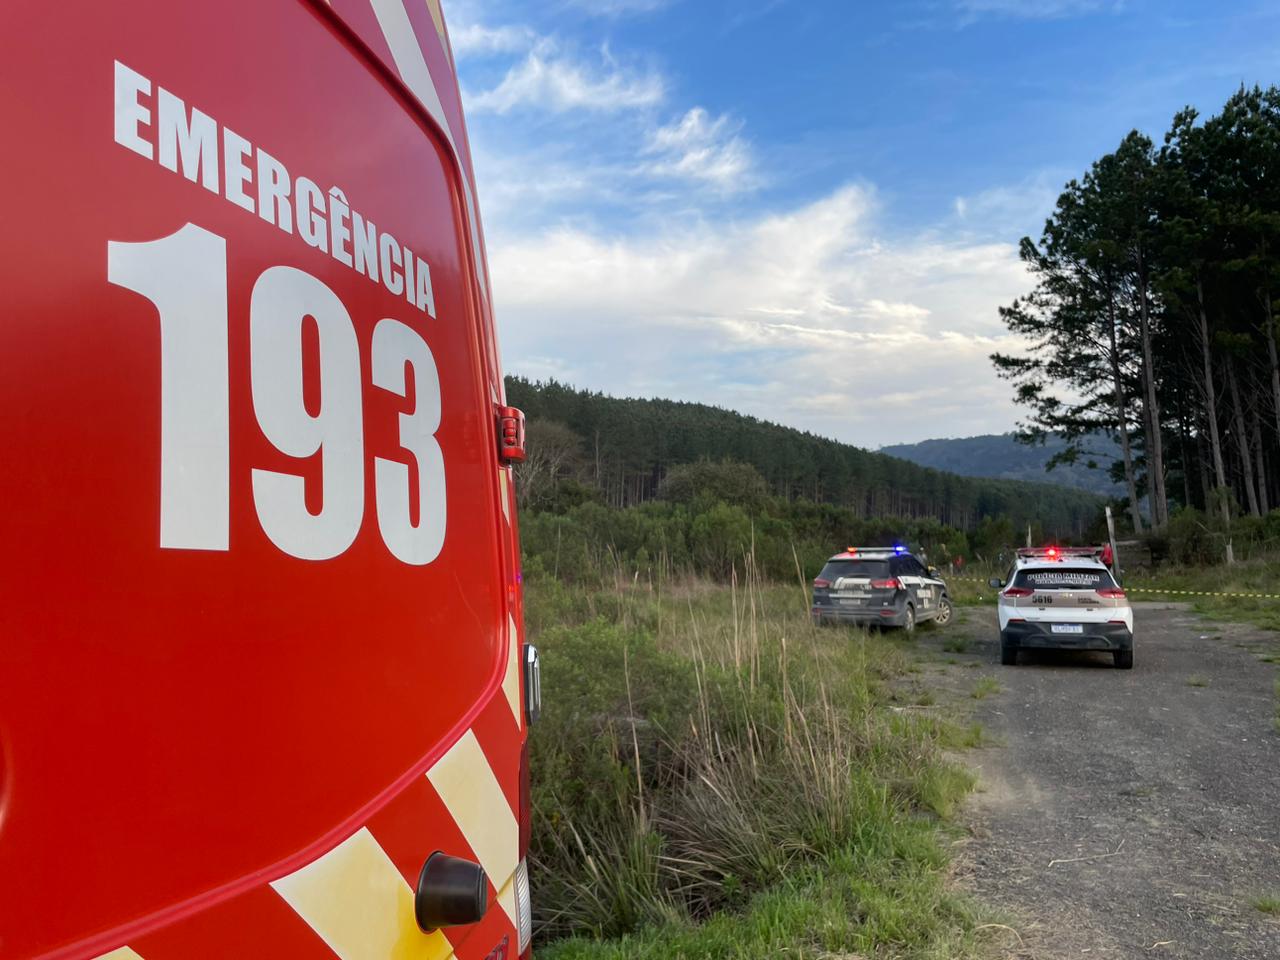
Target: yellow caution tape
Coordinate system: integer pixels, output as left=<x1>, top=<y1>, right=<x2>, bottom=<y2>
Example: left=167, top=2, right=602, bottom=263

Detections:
left=944, top=577, right=1280, bottom=600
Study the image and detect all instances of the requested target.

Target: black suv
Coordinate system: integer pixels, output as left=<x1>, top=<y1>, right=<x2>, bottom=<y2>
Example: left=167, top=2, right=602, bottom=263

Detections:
left=810, top=547, right=952, bottom=631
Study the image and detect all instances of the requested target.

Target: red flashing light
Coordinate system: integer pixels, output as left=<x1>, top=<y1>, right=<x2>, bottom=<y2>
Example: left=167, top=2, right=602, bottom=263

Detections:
left=497, top=405, right=527, bottom=462
left=846, top=547, right=857, bottom=555
left=1047, top=547, right=1058, bottom=559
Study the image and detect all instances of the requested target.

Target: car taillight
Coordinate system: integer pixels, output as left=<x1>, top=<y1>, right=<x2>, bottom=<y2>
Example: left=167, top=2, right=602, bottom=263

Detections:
left=1097, top=587, right=1126, bottom=599
left=870, top=578, right=901, bottom=590
left=1003, top=587, right=1034, bottom=597
left=813, top=578, right=831, bottom=589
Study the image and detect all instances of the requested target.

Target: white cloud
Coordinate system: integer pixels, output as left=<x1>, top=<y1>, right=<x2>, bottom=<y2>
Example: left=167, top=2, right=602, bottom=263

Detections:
left=467, top=41, right=665, bottom=113
left=642, top=108, right=757, bottom=193
left=951, top=170, right=1066, bottom=238
left=955, top=0, right=1122, bottom=22
left=449, top=22, right=535, bottom=57
left=562, top=0, right=675, bottom=15
left=488, top=185, right=1033, bottom=447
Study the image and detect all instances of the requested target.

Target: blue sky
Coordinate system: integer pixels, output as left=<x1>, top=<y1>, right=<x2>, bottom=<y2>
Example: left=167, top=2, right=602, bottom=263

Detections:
left=447, top=0, right=1279, bottom=447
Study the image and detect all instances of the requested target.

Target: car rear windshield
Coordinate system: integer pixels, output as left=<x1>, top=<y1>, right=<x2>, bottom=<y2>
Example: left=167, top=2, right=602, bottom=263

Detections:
left=1013, top=567, right=1116, bottom=591
left=819, top=559, right=891, bottom=581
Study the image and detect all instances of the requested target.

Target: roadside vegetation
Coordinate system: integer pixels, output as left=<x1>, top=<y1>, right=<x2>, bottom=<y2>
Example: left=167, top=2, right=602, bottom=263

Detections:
left=523, top=557, right=992, bottom=958
left=1123, top=551, right=1280, bottom=633
left=1250, top=893, right=1280, bottom=915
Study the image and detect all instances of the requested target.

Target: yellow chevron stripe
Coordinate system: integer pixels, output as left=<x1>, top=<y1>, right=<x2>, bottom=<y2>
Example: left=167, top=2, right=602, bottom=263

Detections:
left=91, top=949, right=144, bottom=960
left=427, top=730, right=519, bottom=924
left=424, top=0, right=446, bottom=40
left=271, top=827, right=453, bottom=960
left=502, top=613, right=521, bottom=725
left=495, top=873, right=518, bottom=931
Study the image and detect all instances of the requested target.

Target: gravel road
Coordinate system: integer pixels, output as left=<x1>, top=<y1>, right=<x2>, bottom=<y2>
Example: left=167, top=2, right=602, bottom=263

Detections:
left=937, top=602, right=1280, bottom=959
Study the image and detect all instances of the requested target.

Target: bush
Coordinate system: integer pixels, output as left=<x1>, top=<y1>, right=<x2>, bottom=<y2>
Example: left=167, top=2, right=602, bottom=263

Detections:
left=526, top=571, right=983, bottom=950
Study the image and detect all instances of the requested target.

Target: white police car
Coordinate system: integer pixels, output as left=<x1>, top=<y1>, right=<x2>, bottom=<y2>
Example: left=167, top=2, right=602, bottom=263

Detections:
left=989, top=547, right=1133, bottom=669
left=812, top=546, right=952, bottom=632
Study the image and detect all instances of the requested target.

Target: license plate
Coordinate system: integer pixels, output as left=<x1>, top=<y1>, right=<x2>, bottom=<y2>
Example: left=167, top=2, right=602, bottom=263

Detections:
left=1050, top=623, right=1084, bottom=634
left=839, top=596, right=869, bottom=604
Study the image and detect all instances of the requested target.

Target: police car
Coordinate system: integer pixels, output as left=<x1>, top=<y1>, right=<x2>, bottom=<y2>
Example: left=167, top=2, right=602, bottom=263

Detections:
left=989, top=546, right=1133, bottom=669
left=811, top=546, right=953, bottom=631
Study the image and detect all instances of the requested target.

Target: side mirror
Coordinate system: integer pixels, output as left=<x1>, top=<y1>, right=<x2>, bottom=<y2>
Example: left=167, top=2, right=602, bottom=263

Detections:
left=988, top=578, right=1003, bottom=589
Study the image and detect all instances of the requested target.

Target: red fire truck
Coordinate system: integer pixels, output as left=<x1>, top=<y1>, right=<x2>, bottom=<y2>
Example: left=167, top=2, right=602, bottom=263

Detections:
left=0, top=2, right=537, bottom=958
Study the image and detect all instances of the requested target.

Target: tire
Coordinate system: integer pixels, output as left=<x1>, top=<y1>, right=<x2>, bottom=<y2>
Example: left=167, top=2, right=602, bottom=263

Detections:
left=1114, top=649, right=1133, bottom=670
left=933, top=596, right=953, bottom=627
left=902, top=604, right=916, bottom=633
left=1000, top=634, right=1018, bottom=666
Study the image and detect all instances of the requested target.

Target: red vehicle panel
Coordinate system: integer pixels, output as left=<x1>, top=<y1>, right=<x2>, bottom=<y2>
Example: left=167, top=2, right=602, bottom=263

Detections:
left=0, top=2, right=528, bottom=958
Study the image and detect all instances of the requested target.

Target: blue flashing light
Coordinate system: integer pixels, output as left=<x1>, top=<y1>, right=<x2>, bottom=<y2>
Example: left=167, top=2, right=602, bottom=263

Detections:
left=894, top=544, right=906, bottom=554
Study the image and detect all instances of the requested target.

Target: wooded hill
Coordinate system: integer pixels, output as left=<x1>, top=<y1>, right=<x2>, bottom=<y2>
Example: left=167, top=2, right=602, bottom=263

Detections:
left=881, top=433, right=1125, bottom=497
left=505, top=377, right=1101, bottom=536
left=994, top=85, right=1280, bottom=556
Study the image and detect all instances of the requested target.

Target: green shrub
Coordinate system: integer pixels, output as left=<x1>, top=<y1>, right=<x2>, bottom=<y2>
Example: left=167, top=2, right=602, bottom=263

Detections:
left=526, top=573, right=985, bottom=952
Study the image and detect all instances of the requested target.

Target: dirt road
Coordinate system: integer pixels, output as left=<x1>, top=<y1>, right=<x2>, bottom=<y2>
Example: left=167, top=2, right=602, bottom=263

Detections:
left=934, top=602, right=1280, bottom=959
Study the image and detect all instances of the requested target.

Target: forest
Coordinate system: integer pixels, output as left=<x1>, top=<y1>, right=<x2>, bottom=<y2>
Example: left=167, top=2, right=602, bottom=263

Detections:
left=504, top=378, right=1104, bottom=581
left=505, top=376, right=1101, bottom=534
left=994, top=85, right=1280, bottom=562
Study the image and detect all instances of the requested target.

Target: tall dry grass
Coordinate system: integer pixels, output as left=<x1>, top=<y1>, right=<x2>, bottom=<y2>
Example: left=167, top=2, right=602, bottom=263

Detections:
left=525, top=552, right=979, bottom=952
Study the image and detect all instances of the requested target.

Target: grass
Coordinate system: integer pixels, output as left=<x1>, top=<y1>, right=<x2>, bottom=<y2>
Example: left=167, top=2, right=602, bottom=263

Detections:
left=970, top=677, right=1001, bottom=700
left=944, top=574, right=999, bottom=609
left=1123, top=558, right=1280, bottom=632
left=942, top=637, right=970, bottom=654
left=1250, top=893, right=1280, bottom=914
left=524, top=561, right=991, bottom=958
left=1186, top=675, right=1210, bottom=688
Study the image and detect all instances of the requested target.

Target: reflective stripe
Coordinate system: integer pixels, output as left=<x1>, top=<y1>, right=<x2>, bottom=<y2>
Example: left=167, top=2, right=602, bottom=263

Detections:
left=92, top=949, right=145, bottom=960
left=502, top=613, right=521, bottom=724
left=271, top=827, right=454, bottom=960
left=368, top=0, right=490, bottom=307
left=426, top=731, right=519, bottom=923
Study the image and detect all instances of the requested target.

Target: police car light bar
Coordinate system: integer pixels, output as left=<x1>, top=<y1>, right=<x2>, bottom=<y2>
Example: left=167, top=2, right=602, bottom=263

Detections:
left=844, top=546, right=909, bottom=556
left=1016, top=546, right=1105, bottom=560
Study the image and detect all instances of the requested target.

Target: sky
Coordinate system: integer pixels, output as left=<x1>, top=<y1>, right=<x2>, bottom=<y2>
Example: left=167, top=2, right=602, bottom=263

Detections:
left=446, top=0, right=1279, bottom=448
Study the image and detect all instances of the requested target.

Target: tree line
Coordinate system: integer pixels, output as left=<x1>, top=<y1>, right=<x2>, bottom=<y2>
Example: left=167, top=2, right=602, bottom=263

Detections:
left=994, top=86, right=1280, bottom=561
left=506, top=376, right=1101, bottom=537
left=517, top=459, right=1046, bottom=583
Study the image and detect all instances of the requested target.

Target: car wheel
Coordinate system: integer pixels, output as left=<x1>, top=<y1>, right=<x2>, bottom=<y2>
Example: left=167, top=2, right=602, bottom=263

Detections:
left=1114, top=650, right=1133, bottom=670
left=903, top=604, right=916, bottom=633
left=1000, top=634, right=1017, bottom=666
left=933, top=596, right=953, bottom=626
